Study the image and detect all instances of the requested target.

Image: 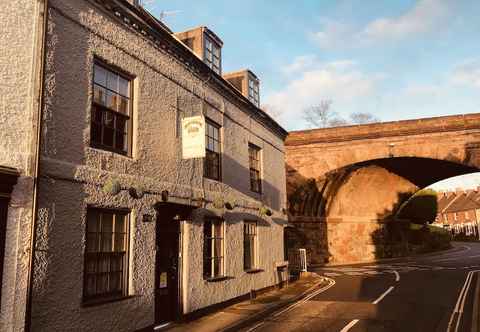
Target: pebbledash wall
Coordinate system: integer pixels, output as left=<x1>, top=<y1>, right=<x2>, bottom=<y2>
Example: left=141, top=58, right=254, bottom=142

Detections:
left=1, top=1, right=46, bottom=331
left=30, top=0, right=288, bottom=331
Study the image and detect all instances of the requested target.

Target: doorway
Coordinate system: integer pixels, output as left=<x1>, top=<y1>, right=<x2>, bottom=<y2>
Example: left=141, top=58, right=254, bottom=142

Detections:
left=0, top=166, right=19, bottom=308
left=154, top=202, right=195, bottom=326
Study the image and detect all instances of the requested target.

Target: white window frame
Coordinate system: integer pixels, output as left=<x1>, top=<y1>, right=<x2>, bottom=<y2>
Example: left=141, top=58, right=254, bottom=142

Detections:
left=243, top=221, right=258, bottom=271
left=203, top=219, right=225, bottom=279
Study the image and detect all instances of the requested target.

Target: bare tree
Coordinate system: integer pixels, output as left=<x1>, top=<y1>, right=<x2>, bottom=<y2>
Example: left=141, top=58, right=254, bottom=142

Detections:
left=350, top=112, right=380, bottom=124
left=302, top=100, right=334, bottom=127
left=328, top=117, right=349, bottom=127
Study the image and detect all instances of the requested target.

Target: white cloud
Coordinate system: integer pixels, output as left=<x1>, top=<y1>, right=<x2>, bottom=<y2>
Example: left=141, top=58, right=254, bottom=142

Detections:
left=264, top=57, right=382, bottom=129
left=310, top=20, right=356, bottom=49
left=282, top=55, right=319, bottom=75
left=362, top=0, right=449, bottom=41
left=450, top=59, right=480, bottom=89
left=312, top=0, right=452, bottom=49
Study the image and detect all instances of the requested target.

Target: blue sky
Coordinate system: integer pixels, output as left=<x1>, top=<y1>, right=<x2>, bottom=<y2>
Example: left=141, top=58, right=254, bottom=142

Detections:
left=148, top=0, right=480, bottom=131
left=146, top=0, right=480, bottom=190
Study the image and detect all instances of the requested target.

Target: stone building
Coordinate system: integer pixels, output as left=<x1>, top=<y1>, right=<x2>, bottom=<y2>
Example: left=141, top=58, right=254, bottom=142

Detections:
left=1, top=0, right=288, bottom=331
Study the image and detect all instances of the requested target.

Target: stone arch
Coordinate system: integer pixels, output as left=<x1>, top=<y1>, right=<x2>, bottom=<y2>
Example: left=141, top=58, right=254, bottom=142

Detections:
left=287, top=156, right=479, bottom=263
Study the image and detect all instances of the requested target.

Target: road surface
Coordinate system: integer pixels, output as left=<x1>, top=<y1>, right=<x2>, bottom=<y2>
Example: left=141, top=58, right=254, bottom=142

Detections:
left=241, top=242, right=480, bottom=332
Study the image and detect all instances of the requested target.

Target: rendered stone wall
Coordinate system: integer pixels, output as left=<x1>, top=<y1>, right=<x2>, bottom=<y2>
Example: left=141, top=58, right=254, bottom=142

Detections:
left=0, top=1, right=44, bottom=331
left=30, top=1, right=287, bottom=331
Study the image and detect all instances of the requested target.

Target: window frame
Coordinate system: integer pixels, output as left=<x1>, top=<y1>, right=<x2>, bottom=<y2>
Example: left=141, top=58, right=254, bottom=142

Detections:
left=83, top=207, right=130, bottom=303
left=90, top=60, right=133, bottom=156
left=203, top=218, right=225, bottom=280
left=248, top=79, right=259, bottom=107
left=203, top=35, right=221, bottom=75
left=243, top=221, right=258, bottom=271
left=204, top=118, right=222, bottom=181
left=248, top=143, right=262, bottom=193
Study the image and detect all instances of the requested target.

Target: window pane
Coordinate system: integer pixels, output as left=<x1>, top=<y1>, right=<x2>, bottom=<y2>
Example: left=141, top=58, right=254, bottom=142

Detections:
left=98, top=254, right=110, bottom=272
left=107, top=71, right=119, bottom=92
left=213, top=258, right=221, bottom=277
left=214, top=222, right=223, bottom=238
left=114, top=233, right=125, bottom=252
left=208, top=124, right=214, bottom=137
left=118, top=77, right=129, bottom=97
left=94, top=65, right=107, bottom=86
left=110, top=272, right=122, bottom=292
left=106, top=91, right=118, bottom=111
left=85, top=255, right=97, bottom=273
left=94, top=85, right=106, bottom=105
left=214, top=239, right=222, bottom=258
left=118, top=96, right=129, bottom=115
left=97, top=274, right=108, bottom=294
left=111, top=253, right=123, bottom=271
left=103, top=127, right=114, bottom=148
left=87, top=233, right=98, bottom=252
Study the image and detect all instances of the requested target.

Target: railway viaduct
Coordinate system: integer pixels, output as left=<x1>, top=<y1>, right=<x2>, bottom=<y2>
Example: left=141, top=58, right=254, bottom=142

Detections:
left=285, top=113, right=480, bottom=264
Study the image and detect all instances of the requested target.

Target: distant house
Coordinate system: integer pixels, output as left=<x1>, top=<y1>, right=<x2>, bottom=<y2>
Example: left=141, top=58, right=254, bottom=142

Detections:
left=434, top=189, right=480, bottom=237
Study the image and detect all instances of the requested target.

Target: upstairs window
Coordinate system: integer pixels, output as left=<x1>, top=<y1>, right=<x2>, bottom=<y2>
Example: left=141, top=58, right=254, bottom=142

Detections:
left=204, top=119, right=221, bottom=181
left=84, top=208, right=129, bottom=302
left=203, top=219, right=224, bottom=279
left=204, top=36, right=221, bottom=75
left=248, top=79, right=259, bottom=107
left=248, top=143, right=262, bottom=193
left=91, top=63, right=132, bottom=155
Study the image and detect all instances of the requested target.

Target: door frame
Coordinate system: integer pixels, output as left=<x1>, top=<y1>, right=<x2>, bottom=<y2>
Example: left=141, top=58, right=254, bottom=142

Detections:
left=0, top=166, right=19, bottom=310
left=153, top=202, right=195, bottom=325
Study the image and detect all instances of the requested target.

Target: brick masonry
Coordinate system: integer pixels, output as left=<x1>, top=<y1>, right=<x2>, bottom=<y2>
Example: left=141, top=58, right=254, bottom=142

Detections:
left=286, top=114, right=480, bottom=264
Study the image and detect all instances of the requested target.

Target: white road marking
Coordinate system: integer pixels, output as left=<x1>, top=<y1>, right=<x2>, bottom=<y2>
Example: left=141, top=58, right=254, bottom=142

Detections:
left=245, top=278, right=336, bottom=332
left=345, top=272, right=364, bottom=276
left=324, top=272, right=342, bottom=277
left=339, top=319, right=359, bottom=332
left=468, top=254, right=480, bottom=259
left=339, top=284, right=396, bottom=332
left=391, top=270, right=400, bottom=282
left=372, top=286, right=395, bottom=305
left=447, top=269, right=480, bottom=332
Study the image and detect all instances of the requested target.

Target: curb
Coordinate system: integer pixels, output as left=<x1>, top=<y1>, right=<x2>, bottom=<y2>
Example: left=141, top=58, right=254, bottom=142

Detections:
left=219, top=275, right=332, bottom=332
left=310, top=243, right=466, bottom=269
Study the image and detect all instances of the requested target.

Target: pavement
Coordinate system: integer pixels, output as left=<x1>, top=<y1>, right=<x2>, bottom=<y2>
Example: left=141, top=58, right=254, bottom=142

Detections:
left=238, top=241, right=480, bottom=332
left=163, top=273, right=331, bottom=332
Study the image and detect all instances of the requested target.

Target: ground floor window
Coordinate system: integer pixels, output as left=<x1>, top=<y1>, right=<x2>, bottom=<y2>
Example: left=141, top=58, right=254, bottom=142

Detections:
left=203, top=219, right=224, bottom=279
left=244, top=221, right=257, bottom=270
left=84, top=208, right=129, bottom=301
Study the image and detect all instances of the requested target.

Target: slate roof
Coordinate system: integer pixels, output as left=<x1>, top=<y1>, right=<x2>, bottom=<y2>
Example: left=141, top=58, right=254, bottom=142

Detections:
left=443, top=191, right=480, bottom=213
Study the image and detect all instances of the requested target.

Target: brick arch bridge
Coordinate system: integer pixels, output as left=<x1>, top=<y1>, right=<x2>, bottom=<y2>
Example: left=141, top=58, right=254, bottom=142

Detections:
left=285, top=113, right=480, bottom=264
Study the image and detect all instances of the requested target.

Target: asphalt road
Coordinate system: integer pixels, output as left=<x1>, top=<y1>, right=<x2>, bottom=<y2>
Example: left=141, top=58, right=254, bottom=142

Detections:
left=241, top=242, right=480, bottom=332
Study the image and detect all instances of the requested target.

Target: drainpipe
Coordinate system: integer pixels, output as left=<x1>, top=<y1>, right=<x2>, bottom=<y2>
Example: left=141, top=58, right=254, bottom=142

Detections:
left=24, top=0, right=48, bottom=331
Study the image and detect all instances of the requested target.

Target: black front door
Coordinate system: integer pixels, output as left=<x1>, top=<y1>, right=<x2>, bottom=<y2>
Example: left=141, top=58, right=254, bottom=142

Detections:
left=155, top=210, right=180, bottom=325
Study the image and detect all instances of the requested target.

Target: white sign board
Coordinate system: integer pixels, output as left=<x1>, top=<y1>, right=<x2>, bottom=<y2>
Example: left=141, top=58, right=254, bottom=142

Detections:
left=182, top=116, right=206, bottom=159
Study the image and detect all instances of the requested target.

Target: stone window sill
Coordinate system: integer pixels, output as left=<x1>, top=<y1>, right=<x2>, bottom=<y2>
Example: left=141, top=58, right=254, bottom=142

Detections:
left=245, top=268, right=264, bottom=274
left=205, top=276, right=234, bottom=283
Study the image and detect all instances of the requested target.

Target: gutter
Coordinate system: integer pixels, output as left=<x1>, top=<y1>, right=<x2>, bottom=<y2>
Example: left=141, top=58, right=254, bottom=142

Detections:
left=25, top=0, right=49, bottom=330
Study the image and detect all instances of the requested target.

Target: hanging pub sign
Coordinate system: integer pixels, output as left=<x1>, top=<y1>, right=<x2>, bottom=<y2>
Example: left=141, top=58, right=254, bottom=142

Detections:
left=182, top=115, right=206, bottom=159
